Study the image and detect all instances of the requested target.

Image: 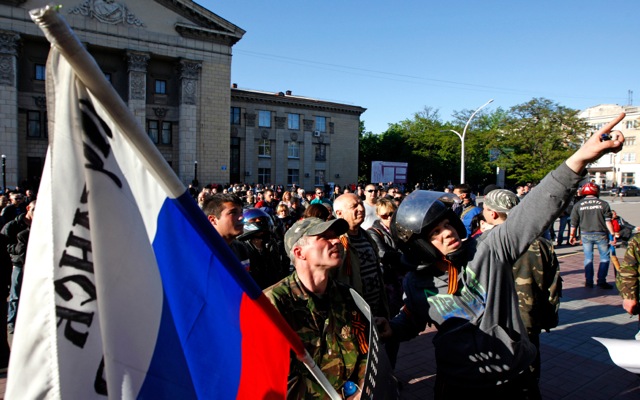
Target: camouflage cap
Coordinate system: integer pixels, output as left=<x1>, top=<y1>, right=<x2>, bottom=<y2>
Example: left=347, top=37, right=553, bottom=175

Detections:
left=284, top=217, right=349, bottom=254
left=484, top=189, right=520, bottom=213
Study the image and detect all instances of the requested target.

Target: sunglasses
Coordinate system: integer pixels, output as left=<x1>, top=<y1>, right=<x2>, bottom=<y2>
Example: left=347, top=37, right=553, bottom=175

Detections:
left=366, top=189, right=377, bottom=193
left=379, top=212, right=394, bottom=219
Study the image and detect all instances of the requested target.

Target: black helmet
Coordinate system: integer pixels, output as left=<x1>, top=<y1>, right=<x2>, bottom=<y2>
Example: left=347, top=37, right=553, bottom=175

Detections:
left=391, top=191, right=466, bottom=263
left=237, top=208, right=274, bottom=241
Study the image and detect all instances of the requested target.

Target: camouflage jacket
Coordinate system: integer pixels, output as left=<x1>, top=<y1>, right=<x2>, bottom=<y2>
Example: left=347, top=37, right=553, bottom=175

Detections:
left=617, top=233, right=640, bottom=300
left=512, top=237, right=560, bottom=334
left=264, top=272, right=368, bottom=399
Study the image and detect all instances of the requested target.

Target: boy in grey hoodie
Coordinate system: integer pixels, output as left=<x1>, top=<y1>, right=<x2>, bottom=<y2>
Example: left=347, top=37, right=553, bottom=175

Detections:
left=381, top=113, right=626, bottom=399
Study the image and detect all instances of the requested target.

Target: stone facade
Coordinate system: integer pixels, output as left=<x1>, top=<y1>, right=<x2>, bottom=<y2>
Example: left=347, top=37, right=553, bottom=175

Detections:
left=580, top=104, right=640, bottom=188
left=0, top=0, right=365, bottom=191
left=230, top=88, right=365, bottom=189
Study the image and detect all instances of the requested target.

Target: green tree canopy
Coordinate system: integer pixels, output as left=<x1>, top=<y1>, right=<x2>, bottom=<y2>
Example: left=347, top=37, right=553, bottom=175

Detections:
left=488, top=98, right=588, bottom=184
left=358, top=98, right=587, bottom=191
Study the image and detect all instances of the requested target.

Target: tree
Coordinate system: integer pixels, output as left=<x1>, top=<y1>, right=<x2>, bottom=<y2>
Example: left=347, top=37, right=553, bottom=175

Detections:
left=487, top=98, right=588, bottom=185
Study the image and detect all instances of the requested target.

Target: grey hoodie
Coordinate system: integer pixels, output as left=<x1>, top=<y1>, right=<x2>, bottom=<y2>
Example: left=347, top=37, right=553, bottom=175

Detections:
left=391, top=162, right=582, bottom=387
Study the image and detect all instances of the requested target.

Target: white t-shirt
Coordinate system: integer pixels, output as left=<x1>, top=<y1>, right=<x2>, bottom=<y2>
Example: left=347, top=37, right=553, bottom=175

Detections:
left=361, top=201, right=379, bottom=230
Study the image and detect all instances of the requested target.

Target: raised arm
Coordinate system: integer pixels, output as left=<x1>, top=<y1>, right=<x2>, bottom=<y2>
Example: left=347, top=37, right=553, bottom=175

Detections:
left=565, top=112, right=625, bottom=173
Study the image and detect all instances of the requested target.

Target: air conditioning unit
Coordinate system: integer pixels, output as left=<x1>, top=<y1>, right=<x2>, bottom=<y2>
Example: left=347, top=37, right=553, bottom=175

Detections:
left=313, top=130, right=321, bottom=137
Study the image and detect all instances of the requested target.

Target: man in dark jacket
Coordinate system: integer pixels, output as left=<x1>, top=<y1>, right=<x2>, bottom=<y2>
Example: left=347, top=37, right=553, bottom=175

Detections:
left=1, top=200, right=35, bottom=333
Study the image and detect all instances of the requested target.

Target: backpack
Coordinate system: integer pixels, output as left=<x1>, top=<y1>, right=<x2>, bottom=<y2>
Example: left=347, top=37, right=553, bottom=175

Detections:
left=535, top=238, right=562, bottom=332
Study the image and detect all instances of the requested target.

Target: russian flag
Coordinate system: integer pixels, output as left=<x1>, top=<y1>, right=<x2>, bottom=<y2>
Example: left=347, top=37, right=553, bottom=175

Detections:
left=6, top=7, right=304, bottom=399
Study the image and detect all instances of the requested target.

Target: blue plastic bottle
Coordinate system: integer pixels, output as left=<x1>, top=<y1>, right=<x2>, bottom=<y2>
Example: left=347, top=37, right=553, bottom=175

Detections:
left=343, top=381, right=357, bottom=397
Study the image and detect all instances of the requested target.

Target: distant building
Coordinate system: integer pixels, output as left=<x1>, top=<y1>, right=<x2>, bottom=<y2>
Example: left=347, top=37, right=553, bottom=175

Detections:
left=230, top=87, right=365, bottom=189
left=0, top=0, right=364, bottom=191
left=580, top=104, right=640, bottom=188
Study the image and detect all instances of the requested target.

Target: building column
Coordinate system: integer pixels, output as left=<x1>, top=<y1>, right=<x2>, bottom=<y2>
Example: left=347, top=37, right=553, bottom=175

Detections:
left=0, top=31, right=20, bottom=190
left=274, top=116, right=286, bottom=185
left=126, top=51, right=149, bottom=128
left=178, top=59, right=201, bottom=185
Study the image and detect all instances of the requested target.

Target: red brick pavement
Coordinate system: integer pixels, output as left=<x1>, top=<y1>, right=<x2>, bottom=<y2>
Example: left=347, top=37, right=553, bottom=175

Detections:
left=1, top=248, right=639, bottom=399
left=394, top=246, right=640, bottom=399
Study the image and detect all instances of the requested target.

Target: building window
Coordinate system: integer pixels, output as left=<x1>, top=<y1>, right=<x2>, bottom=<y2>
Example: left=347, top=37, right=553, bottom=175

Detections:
left=35, top=64, right=46, bottom=81
left=27, top=111, right=45, bottom=138
left=155, top=80, right=167, bottom=94
left=258, top=139, right=271, bottom=157
left=315, top=116, right=327, bottom=132
left=148, top=120, right=172, bottom=144
left=315, top=144, right=326, bottom=161
left=288, top=142, right=299, bottom=158
left=230, top=107, right=241, bottom=125
left=626, top=120, right=636, bottom=129
left=288, top=169, right=299, bottom=186
left=625, top=136, right=636, bottom=146
left=258, top=168, right=271, bottom=185
left=160, top=121, right=172, bottom=145
left=622, top=172, right=635, bottom=185
left=258, top=110, right=271, bottom=128
left=288, top=113, right=300, bottom=130
left=315, top=170, right=325, bottom=186
left=622, top=153, right=637, bottom=162
left=148, top=120, right=159, bottom=143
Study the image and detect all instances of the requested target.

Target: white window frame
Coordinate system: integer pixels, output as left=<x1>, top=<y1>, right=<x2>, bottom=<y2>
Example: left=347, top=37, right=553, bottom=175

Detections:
left=288, top=141, right=299, bottom=158
left=258, top=138, right=271, bottom=157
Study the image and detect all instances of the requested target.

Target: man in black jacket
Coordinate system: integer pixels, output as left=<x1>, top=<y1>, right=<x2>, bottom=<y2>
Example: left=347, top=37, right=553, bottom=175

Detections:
left=1, top=200, right=35, bottom=334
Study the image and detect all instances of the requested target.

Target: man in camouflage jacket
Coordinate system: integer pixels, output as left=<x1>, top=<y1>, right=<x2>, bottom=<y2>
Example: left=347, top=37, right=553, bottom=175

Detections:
left=616, top=233, right=640, bottom=316
left=265, top=217, right=368, bottom=399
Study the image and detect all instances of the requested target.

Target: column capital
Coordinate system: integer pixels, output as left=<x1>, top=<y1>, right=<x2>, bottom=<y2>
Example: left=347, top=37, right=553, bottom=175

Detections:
left=179, top=59, right=202, bottom=80
left=126, top=51, right=150, bottom=73
left=0, top=30, right=20, bottom=56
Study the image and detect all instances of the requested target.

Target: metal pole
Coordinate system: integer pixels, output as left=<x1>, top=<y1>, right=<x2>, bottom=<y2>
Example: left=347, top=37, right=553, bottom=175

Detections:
left=194, top=160, right=198, bottom=186
left=442, top=99, right=494, bottom=184
left=1, top=155, right=6, bottom=194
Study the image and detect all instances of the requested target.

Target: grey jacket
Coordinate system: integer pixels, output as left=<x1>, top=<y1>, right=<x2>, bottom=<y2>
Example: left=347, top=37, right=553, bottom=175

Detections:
left=391, top=162, right=582, bottom=387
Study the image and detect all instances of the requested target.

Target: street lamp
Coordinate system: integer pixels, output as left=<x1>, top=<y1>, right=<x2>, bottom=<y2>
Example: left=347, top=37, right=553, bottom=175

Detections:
left=193, top=160, right=198, bottom=187
left=442, top=99, right=494, bottom=184
left=1, top=155, right=5, bottom=194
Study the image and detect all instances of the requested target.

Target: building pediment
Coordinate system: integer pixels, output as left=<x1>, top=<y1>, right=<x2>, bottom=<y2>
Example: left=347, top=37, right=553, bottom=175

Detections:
left=61, top=0, right=244, bottom=46
left=153, top=0, right=245, bottom=45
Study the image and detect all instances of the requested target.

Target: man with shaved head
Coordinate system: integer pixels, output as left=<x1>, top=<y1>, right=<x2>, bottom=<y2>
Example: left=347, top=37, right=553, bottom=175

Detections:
left=333, top=193, right=389, bottom=318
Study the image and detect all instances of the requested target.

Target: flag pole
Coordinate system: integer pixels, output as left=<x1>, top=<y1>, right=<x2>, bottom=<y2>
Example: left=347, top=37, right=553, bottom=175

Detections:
left=299, top=351, right=343, bottom=400
left=30, top=6, right=344, bottom=399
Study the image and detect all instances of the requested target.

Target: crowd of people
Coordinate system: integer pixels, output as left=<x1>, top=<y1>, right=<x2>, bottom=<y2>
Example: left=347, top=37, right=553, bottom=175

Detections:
left=3, top=114, right=639, bottom=399
left=173, top=113, right=632, bottom=399
left=0, top=188, right=37, bottom=371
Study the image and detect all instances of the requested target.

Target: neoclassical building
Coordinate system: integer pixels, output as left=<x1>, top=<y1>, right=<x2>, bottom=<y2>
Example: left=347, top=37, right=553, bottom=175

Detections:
left=0, top=0, right=364, bottom=191
left=580, top=104, right=640, bottom=188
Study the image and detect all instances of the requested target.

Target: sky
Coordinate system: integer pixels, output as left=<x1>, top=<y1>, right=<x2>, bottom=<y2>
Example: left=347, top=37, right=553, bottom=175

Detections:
left=203, top=0, right=638, bottom=135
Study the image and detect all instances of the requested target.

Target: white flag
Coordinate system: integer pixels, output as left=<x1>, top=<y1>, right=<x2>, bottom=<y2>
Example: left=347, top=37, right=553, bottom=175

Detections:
left=7, top=6, right=304, bottom=399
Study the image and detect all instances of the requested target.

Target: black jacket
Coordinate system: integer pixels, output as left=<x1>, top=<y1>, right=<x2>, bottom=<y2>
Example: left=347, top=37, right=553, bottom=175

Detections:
left=1, top=213, right=30, bottom=266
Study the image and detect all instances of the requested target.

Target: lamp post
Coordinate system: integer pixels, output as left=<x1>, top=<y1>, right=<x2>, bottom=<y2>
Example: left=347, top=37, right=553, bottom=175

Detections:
left=1, top=155, right=5, bottom=194
left=442, top=99, right=494, bottom=184
left=193, top=160, right=198, bottom=187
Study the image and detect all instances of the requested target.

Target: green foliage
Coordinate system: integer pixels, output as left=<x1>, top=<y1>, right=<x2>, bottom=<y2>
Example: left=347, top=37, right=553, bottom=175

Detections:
left=488, top=98, right=587, bottom=184
left=358, top=98, right=587, bottom=190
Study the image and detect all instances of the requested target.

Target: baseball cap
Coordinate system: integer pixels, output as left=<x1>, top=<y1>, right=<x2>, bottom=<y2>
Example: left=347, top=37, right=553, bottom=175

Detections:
left=483, top=189, right=519, bottom=213
left=284, top=217, right=349, bottom=254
